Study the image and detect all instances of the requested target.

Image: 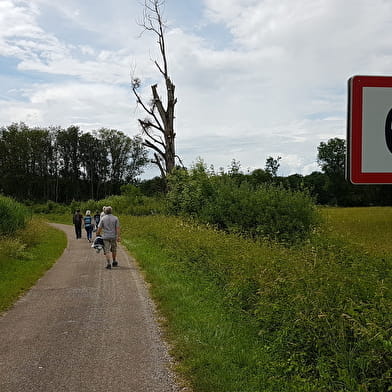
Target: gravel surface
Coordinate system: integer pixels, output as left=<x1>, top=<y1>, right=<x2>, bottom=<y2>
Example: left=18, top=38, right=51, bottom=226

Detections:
left=0, top=223, right=181, bottom=392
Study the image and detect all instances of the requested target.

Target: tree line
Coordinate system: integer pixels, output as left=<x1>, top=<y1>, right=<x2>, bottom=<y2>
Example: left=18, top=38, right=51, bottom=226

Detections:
left=147, top=137, right=392, bottom=208
left=1, top=123, right=391, bottom=207
left=0, top=123, right=148, bottom=203
left=202, top=137, right=392, bottom=207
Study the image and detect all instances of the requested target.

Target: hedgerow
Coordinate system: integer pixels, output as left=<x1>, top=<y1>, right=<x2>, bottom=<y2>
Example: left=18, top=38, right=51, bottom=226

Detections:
left=166, top=163, right=320, bottom=243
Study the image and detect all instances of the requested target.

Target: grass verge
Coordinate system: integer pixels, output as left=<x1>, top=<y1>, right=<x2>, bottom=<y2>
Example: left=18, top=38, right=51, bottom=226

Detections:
left=122, top=235, right=282, bottom=392
left=121, top=214, right=392, bottom=392
left=0, top=217, right=67, bottom=313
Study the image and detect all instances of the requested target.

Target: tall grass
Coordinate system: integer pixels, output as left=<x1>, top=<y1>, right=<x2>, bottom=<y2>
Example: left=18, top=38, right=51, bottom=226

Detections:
left=0, top=216, right=66, bottom=312
left=0, top=195, right=30, bottom=235
left=321, top=206, right=392, bottom=255
left=121, top=213, right=392, bottom=392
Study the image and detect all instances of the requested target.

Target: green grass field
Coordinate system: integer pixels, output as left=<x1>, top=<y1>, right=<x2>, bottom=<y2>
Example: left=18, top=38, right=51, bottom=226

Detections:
left=321, top=206, right=392, bottom=255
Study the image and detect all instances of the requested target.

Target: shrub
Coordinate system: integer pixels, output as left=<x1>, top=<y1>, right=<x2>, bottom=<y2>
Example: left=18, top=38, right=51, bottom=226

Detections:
left=29, top=201, right=69, bottom=214
left=0, top=195, right=30, bottom=235
left=97, top=194, right=164, bottom=216
left=167, top=164, right=320, bottom=243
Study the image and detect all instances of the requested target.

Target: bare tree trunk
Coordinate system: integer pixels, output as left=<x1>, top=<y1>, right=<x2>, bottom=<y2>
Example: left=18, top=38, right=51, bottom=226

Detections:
left=132, top=0, right=182, bottom=178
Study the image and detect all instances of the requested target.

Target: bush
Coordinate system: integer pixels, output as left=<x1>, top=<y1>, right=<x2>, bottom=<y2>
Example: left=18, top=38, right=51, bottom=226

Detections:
left=97, top=193, right=164, bottom=216
left=28, top=200, right=69, bottom=214
left=64, top=192, right=165, bottom=220
left=167, top=164, right=320, bottom=243
left=0, top=195, right=30, bottom=235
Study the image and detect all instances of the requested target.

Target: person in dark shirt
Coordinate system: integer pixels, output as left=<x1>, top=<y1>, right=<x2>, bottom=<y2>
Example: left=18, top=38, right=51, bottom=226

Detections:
left=93, top=210, right=101, bottom=230
left=73, top=209, right=83, bottom=239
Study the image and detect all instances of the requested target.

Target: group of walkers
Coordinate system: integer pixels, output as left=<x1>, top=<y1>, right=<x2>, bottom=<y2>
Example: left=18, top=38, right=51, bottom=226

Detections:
left=72, top=209, right=101, bottom=241
left=72, top=206, right=121, bottom=270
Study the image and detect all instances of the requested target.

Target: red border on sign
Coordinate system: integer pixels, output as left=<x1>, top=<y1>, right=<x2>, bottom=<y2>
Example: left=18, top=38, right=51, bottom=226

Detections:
left=350, top=75, right=392, bottom=184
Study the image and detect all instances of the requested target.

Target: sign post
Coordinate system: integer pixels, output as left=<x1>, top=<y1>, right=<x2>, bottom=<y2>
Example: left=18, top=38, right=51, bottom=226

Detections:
left=347, top=75, right=392, bottom=184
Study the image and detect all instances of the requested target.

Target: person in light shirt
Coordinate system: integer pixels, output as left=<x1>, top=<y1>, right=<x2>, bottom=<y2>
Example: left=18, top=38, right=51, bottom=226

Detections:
left=96, top=206, right=121, bottom=269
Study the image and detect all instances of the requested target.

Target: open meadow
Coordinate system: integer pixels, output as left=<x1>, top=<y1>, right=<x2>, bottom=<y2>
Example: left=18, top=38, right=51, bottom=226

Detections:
left=321, top=206, right=392, bottom=256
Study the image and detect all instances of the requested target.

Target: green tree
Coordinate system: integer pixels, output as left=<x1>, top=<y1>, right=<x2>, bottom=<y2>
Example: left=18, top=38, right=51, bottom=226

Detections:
left=317, top=138, right=345, bottom=176
left=303, top=171, right=330, bottom=204
left=0, top=123, right=27, bottom=198
left=79, top=132, right=105, bottom=200
left=265, top=156, right=282, bottom=177
left=317, top=138, right=351, bottom=205
left=97, top=128, right=148, bottom=195
left=248, top=168, right=273, bottom=187
left=0, top=123, right=149, bottom=202
left=56, top=126, right=82, bottom=202
left=25, top=127, right=54, bottom=200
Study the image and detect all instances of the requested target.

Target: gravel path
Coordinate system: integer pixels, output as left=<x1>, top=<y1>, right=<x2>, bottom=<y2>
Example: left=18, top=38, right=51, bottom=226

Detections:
left=0, top=223, right=181, bottom=392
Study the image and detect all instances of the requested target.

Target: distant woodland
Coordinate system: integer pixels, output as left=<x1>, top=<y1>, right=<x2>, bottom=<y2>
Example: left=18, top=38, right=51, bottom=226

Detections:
left=0, top=123, right=147, bottom=203
left=1, top=122, right=392, bottom=206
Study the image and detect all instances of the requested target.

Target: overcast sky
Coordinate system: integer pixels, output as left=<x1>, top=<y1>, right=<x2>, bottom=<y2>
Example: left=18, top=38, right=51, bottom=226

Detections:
left=1, top=0, right=392, bottom=178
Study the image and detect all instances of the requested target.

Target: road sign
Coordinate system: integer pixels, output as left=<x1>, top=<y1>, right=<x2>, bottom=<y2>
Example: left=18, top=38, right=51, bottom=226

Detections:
left=347, top=75, right=392, bottom=184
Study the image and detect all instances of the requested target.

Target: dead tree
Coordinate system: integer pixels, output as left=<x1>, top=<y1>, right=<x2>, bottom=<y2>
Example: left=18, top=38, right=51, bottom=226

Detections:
left=132, top=0, right=181, bottom=178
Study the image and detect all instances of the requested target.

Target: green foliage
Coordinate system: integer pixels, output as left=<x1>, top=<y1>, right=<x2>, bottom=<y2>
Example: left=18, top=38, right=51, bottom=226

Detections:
left=0, top=122, right=148, bottom=203
left=27, top=200, right=69, bottom=214
left=70, top=199, right=101, bottom=215
left=166, top=162, right=213, bottom=217
left=255, top=235, right=392, bottom=391
left=321, top=206, right=392, bottom=256
left=138, top=176, right=167, bottom=196
left=167, top=162, right=320, bottom=243
left=265, top=155, right=282, bottom=177
left=317, top=138, right=346, bottom=176
left=0, top=238, right=27, bottom=260
left=121, top=213, right=392, bottom=391
left=73, top=192, right=165, bottom=216
left=49, top=192, right=165, bottom=220
left=0, top=216, right=66, bottom=312
left=0, top=195, right=30, bottom=235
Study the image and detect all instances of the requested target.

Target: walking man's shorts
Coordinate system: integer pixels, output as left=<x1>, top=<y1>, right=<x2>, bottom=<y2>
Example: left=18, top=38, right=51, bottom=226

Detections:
left=103, top=238, right=117, bottom=254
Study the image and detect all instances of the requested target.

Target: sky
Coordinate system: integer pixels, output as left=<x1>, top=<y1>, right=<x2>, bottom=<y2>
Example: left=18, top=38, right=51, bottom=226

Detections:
left=1, top=0, right=392, bottom=179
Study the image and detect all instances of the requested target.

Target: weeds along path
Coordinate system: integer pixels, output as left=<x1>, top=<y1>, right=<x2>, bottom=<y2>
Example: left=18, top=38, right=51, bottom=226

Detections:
left=0, top=223, right=179, bottom=392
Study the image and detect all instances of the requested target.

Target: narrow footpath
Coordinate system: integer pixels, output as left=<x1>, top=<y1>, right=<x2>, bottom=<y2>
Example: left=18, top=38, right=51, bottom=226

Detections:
left=0, top=223, right=180, bottom=392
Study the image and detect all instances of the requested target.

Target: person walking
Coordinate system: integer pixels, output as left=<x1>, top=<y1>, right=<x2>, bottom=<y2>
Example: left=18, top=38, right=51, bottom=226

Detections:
left=96, top=206, right=120, bottom=269
left=93, top=210, right=101, bottom=231
left=73, top=209, right=83, bottom=239
left=83, top=210, right=94, bottom=242
left=100, top=206, right=107, bottom=219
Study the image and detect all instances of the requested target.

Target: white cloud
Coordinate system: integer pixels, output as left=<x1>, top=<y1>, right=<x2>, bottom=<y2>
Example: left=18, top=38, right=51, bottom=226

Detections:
left=2, top=0, right=392, bottom=177
left=0, top=82, right=137, bottom=133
